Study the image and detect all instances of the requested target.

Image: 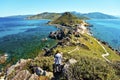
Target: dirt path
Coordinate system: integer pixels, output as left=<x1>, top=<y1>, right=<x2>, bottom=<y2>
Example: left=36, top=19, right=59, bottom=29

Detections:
left=67, top=37, right=111, bottom=63
left=93, top=38, right=111, bottom=63
left=68, top=46, right=79, bottom=54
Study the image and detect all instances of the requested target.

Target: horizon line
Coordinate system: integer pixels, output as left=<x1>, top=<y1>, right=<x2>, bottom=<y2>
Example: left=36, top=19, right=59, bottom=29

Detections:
left=0, top=11, right=119, bottom=17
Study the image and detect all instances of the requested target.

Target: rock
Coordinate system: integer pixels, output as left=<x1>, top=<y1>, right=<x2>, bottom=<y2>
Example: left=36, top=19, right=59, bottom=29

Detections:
left=28, top=73, right=39, bottom=80
left=12, top=70, right=31, bottom=80
left=67, top=58, right=77, bottom=64
left=6, top=59, right=31, bottom=76
left=45, top=72, right=53, bottom=79
left=64, top=59, right=77, bottom=69
left=0, top=72, right=5, bottom=80
left=49, top=29, right=67, bottom=40
left=0, top=54, right=8, bottom=64
left=63, top=59, right=77, bottom=80
left=63, top=58, right=77, bottom=73
left=0, top=75, right=5, bottom=80
left=64, top=58, right=77, bottom=69
left=35, top=67, right=44, bottom=76
left=6, top=64, right=16, bottom=76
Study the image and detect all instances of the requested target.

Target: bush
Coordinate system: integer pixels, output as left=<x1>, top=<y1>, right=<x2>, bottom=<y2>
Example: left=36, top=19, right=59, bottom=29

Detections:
left=64, top=57, right=119, bottom=80
left=113, top=61, right=120, bottom=79
left=30, top=56, right=54, bottom=72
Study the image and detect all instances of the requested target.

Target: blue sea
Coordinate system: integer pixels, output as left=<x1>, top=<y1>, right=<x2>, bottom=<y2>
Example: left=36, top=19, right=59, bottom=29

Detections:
left=0, top=17, right=58, bottom=68
left=87, top=19, right=120, bottom=51
left=0, top=17, right=56, bottom=38
left=0, top=17, right=120, bottom=68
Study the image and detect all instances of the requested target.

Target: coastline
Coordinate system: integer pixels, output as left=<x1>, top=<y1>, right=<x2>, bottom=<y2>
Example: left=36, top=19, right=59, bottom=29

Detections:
left=0, top=20, right=120, bottom=79
left=49, top=20, right=120, bottom=56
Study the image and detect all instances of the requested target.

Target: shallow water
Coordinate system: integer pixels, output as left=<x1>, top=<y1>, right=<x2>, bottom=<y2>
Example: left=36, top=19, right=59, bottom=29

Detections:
left=0, top=17, right=58, bottom=68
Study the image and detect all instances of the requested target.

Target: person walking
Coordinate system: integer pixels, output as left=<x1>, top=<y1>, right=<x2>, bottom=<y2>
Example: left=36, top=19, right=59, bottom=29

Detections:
left=53, top=50, right=62, bottom=73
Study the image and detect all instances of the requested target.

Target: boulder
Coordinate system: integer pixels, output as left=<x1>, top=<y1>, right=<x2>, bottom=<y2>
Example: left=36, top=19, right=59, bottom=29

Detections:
left=45, top=72, right=53, bottom=79
left=6, top=59, right=31, bottom=76
left=12, top=70, right=31, bottom=80
left=63, top=58, right=77, bottom=73
left=63, top=59, right=77, bottom=80
left=28, top=73, right=39, bottom=80
left=67, top=58, right=77, bottom=64
left=0, top=54, right=8, bottom=64
left=64, top=58, right=77, bottom=68
left=35, top=67, right=44, bottom=76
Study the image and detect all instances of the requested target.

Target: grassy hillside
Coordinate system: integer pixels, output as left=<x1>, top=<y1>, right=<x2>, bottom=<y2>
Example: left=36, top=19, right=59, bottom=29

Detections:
left=6, top=33, right=120, bottom=80
left=27, top=12, right=61, bottom=20
left=53, top=33, right=120, bottom=61
left=50, top=12, right=84, bottom=27
left=5, top=12, right=120, bottom=80
left=25, top=33, right=120, bottom=80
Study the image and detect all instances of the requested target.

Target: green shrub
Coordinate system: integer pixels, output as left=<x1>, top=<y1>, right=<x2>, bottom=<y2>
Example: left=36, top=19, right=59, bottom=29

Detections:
left=30, top=56, right=54, bottom=72
left=65, top=57, right=119, bottom=80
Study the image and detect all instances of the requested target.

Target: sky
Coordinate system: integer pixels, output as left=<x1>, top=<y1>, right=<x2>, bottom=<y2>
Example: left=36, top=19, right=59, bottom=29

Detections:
left=0, top=0, right=120, bottom=17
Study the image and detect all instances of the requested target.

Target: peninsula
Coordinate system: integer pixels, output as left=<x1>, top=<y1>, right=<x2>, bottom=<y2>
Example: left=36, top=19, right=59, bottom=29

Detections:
left=0, top=12, right=120, bottom=80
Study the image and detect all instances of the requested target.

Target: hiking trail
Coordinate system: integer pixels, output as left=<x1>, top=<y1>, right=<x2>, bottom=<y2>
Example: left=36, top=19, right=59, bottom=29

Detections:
left=68, top=46, right=79, bottom=54
left=93, top=38, right=111, bottom=63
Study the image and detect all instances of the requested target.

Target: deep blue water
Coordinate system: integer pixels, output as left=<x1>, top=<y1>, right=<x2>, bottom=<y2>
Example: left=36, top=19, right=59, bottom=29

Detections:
left=0, top=17, right=58, bottom=68
left=87, top=19, right=120, bottom=51
left=0, top=17, right=54, bottom=38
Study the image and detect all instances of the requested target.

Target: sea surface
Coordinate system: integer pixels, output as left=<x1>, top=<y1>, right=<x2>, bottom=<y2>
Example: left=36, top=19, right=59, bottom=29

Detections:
left=87, top=19, right=120, bottom=51
left=1, top=17, right=120, bottom=68
left=0, top=17, right=58, bottom=68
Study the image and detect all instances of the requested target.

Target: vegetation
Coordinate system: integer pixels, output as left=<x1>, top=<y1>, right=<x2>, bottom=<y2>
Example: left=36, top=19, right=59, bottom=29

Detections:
left=27, top=12, right=61, bottom=20
left=30, top=56, right=54, bottom=72
left=2, top=12, right=120, bottom=80
left=27, top=11, right=118, bottom=20
left=50, top=12, right=84, bottom=27
left=0, top=50, right=4, bottom=54
left=53, top=33, right=120, bottom=61
left=65, top=56, right=119, bottom=80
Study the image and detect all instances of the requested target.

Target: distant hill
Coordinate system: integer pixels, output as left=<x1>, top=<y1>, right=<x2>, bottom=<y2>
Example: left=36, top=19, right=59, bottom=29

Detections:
left=27, top=12, right=89, bottom=20
left=83, top=12, right=119, bottom=19
left=71, top=11, right=89, bottom=20
left=27, top=12, right=61, bottom=20
left=49, top=12, right=84, bottom=27
left=71, top=11, right=118, bottom=19
left=3, top=15, right=32, bottom=19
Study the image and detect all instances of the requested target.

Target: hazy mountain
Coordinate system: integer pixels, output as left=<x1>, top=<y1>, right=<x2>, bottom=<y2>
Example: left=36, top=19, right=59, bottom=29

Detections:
left=71, top=11, right=118, bottom=19
left=27, top=12, right=61, bottom=20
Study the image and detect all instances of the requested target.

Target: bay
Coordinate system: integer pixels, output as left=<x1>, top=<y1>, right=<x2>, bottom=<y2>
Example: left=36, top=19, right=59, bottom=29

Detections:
left=0, top=17, right=58, bottom=68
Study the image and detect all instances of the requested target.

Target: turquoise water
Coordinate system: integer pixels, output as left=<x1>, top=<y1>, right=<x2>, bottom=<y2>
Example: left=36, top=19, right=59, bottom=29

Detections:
left=0, top=17, right=58, bottom=68
left=87, top=19, right=120, bottom=51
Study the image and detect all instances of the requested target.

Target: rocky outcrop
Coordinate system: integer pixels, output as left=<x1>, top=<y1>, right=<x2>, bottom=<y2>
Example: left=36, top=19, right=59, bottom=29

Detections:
left=29, top=73, right=39, bottom=80
left=6, top=59, right=31, bottom=76
left=5, top=60, right=53, bottom=80
left=45, top=72, right=53, bottom=79
left=63, top=59, right=77, bottom=79
left=12, top=70, right=31, bottom=80
left=0, top=54, right=8, bottom=64
left=49, top=29, right=68, bottom=40
left=64, top=58, right=77, bottom=69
